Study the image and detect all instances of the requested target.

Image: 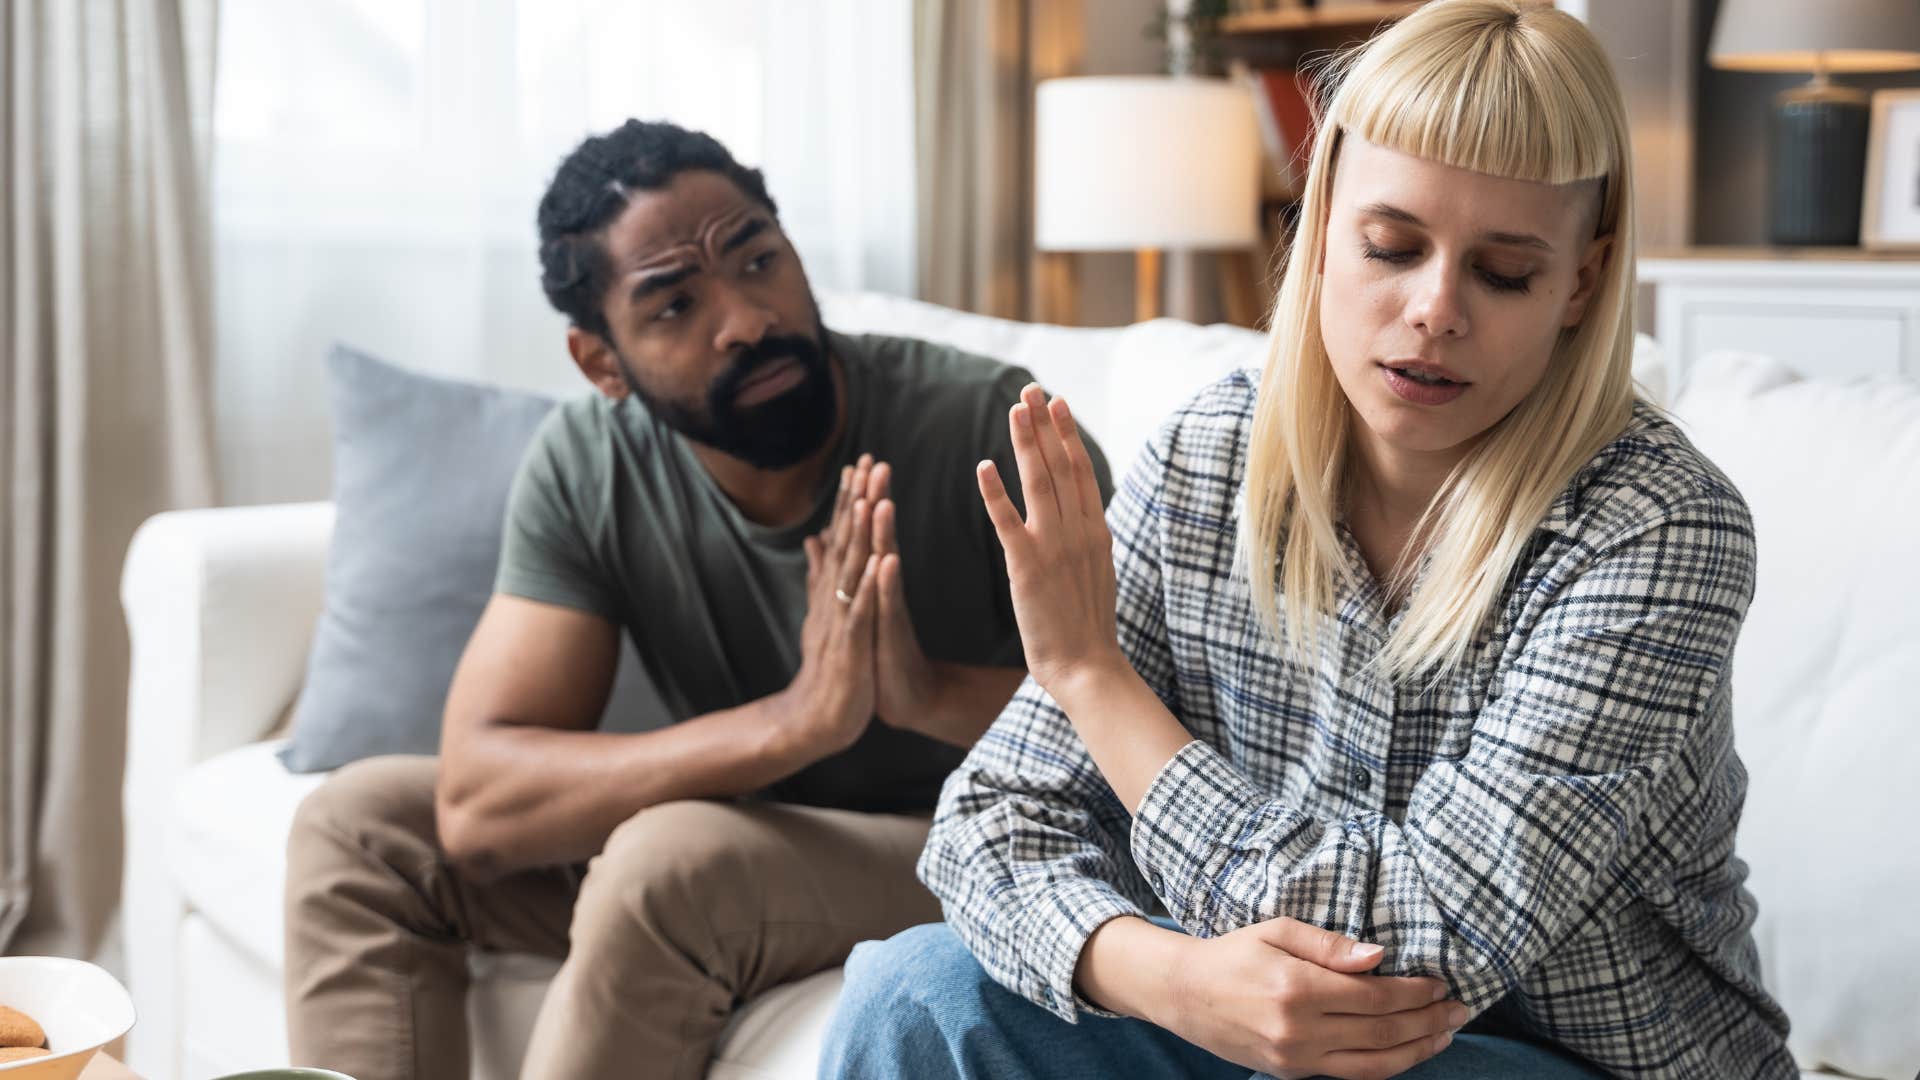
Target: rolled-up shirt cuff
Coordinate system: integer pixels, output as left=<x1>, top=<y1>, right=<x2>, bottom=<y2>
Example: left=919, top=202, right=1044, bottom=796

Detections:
left=1012, top=877, right=1148, bottom=1023
left=1128, top=738, right=1299, bottom=927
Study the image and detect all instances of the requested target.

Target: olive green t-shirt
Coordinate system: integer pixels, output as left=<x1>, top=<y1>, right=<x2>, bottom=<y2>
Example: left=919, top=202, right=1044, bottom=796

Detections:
left=495, top=330, right=1113, bottom=813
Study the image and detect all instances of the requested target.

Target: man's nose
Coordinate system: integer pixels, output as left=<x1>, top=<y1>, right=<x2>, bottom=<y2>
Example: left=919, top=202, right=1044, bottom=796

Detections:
left=713, top=286, right=778, bottom=353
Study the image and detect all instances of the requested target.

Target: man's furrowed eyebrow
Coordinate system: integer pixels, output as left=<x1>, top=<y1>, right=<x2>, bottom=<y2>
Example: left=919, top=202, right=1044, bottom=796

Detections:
left=720, top=217, right=769, bottom=255
left=629, top=265, right=696, bottom=303
left=1358, top=201, right=1555, bottom=252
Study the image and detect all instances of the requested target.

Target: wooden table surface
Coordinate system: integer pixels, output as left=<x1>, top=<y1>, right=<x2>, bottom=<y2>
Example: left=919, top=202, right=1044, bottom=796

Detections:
left=79, top=1051, right=140, bottom=1079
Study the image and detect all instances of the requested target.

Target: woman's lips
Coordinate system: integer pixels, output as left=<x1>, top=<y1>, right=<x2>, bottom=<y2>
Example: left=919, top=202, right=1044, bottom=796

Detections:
left=1379, top=362, right=1469, bottom=406
left=734, top=358, right=805, bottom=406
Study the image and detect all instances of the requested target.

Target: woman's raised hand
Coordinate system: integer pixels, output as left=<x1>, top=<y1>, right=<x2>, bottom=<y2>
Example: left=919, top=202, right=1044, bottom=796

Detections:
left=976, top=383, right=1128, bottom=699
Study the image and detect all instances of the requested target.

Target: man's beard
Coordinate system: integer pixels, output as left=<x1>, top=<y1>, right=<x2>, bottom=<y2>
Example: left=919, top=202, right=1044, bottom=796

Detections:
left=617, top=326, right=838, bottom=470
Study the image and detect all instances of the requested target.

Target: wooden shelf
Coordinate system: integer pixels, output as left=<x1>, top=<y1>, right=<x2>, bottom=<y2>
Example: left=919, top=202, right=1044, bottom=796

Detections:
left=1219, top=1, right=1553, bottom=37
left=1219, top=3, right=1424, bottom=36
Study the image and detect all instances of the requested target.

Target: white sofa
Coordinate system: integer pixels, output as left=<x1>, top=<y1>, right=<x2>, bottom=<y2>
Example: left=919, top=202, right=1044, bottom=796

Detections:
left=120, top=292, right=1920, bottom=1080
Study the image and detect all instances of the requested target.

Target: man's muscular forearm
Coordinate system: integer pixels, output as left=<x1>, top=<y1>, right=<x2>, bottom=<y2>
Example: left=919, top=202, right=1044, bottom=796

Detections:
left=440, top=468, right=884, bottom=882
left=437, top=689, right=842, bottom=881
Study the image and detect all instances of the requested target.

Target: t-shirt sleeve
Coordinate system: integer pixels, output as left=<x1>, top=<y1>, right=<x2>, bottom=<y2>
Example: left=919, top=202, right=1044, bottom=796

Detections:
left=494, top=414, right=624, bottom=622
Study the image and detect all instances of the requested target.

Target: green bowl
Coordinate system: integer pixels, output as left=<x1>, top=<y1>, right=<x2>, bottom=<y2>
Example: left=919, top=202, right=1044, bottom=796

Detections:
left=210, top=1071, right=359, bottom=1080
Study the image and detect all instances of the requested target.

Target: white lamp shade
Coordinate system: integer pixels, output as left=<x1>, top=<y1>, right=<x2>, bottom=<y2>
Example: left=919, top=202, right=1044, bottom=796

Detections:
left=1710, top=0, right=1920, bottom=73
left=1035, top=76, right=1261, bottom=252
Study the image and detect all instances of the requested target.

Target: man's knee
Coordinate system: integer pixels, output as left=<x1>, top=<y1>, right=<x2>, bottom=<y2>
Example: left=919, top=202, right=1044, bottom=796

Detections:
left=287, top=754, right=441, bottom=886
left=568, top=799, right=758, bottom=949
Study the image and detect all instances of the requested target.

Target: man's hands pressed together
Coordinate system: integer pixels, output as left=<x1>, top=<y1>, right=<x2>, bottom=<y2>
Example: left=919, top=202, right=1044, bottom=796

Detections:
left=870, top=466, right=944, bottom=735
left=778, top=456, right=884, bottom=761
left=777, top=453, right=1023, bottom=765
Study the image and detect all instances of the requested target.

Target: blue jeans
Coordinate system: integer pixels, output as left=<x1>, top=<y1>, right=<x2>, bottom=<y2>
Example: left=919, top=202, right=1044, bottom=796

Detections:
left=819, top=923, right=1608, bottom=1080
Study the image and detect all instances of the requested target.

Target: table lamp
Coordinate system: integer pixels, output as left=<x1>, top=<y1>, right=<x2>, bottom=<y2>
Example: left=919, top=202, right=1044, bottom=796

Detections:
left=1710, top=0, right=1920, bottom=246
left=1035, top=76, right=1260, bottom=321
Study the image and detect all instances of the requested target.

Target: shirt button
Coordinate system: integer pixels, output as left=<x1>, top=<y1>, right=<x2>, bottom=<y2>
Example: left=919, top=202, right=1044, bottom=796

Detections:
left=1351, top=766, right=1372, bottom=791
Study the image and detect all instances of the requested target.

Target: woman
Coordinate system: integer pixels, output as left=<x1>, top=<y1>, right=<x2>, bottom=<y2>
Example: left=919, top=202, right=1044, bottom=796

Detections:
left=820, top=2, right=1794, bottom=1078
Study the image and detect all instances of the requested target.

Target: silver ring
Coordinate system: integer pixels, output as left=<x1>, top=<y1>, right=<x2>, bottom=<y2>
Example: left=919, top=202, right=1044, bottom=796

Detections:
left=835, top=588, right=854, bottom=605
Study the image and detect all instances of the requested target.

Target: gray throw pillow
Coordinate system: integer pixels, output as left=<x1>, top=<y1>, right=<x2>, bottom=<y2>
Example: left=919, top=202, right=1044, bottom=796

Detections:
left=280, top=345, right=659, bottom=773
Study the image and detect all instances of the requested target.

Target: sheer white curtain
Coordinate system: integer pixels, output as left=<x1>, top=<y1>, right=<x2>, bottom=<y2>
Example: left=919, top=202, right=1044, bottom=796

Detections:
left=213, top=0, right=917, bottom=505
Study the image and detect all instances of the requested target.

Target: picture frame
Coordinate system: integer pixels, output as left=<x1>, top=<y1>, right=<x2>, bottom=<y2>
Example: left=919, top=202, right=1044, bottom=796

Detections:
left=1860, top=88, right=1920, bottom=251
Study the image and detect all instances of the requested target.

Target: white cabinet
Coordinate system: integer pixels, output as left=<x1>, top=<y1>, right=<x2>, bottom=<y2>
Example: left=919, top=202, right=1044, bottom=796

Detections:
left=1639, top=252, right=1920, bottom=389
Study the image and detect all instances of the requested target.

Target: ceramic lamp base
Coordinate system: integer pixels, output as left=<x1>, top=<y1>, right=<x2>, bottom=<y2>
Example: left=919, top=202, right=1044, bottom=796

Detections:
left=1769, top=77, right=1870, bottom=246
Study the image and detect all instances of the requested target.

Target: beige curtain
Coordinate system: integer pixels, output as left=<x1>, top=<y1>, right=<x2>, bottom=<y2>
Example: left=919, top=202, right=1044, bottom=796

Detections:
left=1, top=0, right=219, bottom=959
left=914, top=0, right=1082, bottom=322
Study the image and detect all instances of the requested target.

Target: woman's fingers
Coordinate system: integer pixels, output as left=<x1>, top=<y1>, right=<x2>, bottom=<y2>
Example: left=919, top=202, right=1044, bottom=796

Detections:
left=1007, top=400, right=1057, bottom=531
left=975, top=460, right=1031, bottom=560
left=1313, top=999, right=1462, bottom=1052
left=1022, top=384, right=1081, bottom=533
left=1050, top=396, right=1105, bottom=523
left=1313, top=1031, right=1453, bottom=1080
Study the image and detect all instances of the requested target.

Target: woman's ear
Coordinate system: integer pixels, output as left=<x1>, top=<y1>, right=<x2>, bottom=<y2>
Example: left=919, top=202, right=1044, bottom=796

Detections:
left=1560, top=233, right=1612, bottom=329
left=567, top=326, right=634, bottom=400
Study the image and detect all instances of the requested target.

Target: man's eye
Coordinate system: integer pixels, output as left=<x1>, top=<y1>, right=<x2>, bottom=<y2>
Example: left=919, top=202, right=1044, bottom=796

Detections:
left=745, top=251, right=775, bottom=273
left=1362, top=241, right=1417, bottom=265
left=656, top=296, right=691, bottom=321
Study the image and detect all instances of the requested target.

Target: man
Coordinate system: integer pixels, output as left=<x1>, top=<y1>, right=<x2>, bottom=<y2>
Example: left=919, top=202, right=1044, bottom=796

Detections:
left=281, top=119, right=1111, bottom=1080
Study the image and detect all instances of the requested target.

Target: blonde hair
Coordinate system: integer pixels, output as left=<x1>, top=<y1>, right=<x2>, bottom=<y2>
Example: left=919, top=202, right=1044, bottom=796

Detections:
left=1241, top=0, right=1637, bottom=682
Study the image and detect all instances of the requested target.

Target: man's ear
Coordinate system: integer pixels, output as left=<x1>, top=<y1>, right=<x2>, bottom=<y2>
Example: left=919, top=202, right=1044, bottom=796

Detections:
left=567, top=326, right=633, bottom=400
left=1560, top=233, right=1613, bottom=329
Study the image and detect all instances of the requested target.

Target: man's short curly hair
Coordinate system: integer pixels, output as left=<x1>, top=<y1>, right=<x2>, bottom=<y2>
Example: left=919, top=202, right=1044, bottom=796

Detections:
left=536, top=120, right=777, bottom=337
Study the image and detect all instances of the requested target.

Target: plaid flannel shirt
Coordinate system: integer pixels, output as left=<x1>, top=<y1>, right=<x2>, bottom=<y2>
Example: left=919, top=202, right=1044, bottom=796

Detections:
left=919, top=371, right=1795, bottom=1078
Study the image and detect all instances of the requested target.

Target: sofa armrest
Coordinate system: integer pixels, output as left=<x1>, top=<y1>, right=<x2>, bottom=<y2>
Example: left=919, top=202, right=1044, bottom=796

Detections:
left=119, top=501, right=333, bottom=1080
left=121, top=501, right=335, bottom=770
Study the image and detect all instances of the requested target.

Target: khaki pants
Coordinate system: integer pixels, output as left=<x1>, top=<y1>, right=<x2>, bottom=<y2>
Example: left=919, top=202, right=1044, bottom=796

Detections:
left=283, top=755, right=940, bottom=1080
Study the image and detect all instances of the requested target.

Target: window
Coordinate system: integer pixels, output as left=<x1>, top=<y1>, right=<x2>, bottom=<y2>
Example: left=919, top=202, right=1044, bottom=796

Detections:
left=212, top=0, right=914, bottom=504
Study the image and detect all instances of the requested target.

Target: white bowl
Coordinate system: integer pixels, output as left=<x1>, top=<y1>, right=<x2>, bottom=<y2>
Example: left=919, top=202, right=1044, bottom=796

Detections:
left=0, top=957, right=135, bottom=1079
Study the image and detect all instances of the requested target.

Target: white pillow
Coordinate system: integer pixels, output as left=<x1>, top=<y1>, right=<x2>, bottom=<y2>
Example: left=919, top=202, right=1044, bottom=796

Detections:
left=1101, top=318, right=1264, bottom=481
left=1631, top=331, right=1667, bottom=405
left=1670, top=352, right=1920, bottom=1080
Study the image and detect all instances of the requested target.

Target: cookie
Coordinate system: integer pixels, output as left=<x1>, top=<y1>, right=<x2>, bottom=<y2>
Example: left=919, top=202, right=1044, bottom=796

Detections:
left=0, top=1006, right=44, bottom=1050
left=0, top=1046, right=50, bottom=1062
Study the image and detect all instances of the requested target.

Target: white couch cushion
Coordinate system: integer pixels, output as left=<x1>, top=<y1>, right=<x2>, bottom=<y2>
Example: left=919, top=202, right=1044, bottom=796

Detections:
left=1670, top=353, right=1920, bottom=1080
left=708, top=968, right=843, bottom=1080
left=169, top=740, right=325, bottom=969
